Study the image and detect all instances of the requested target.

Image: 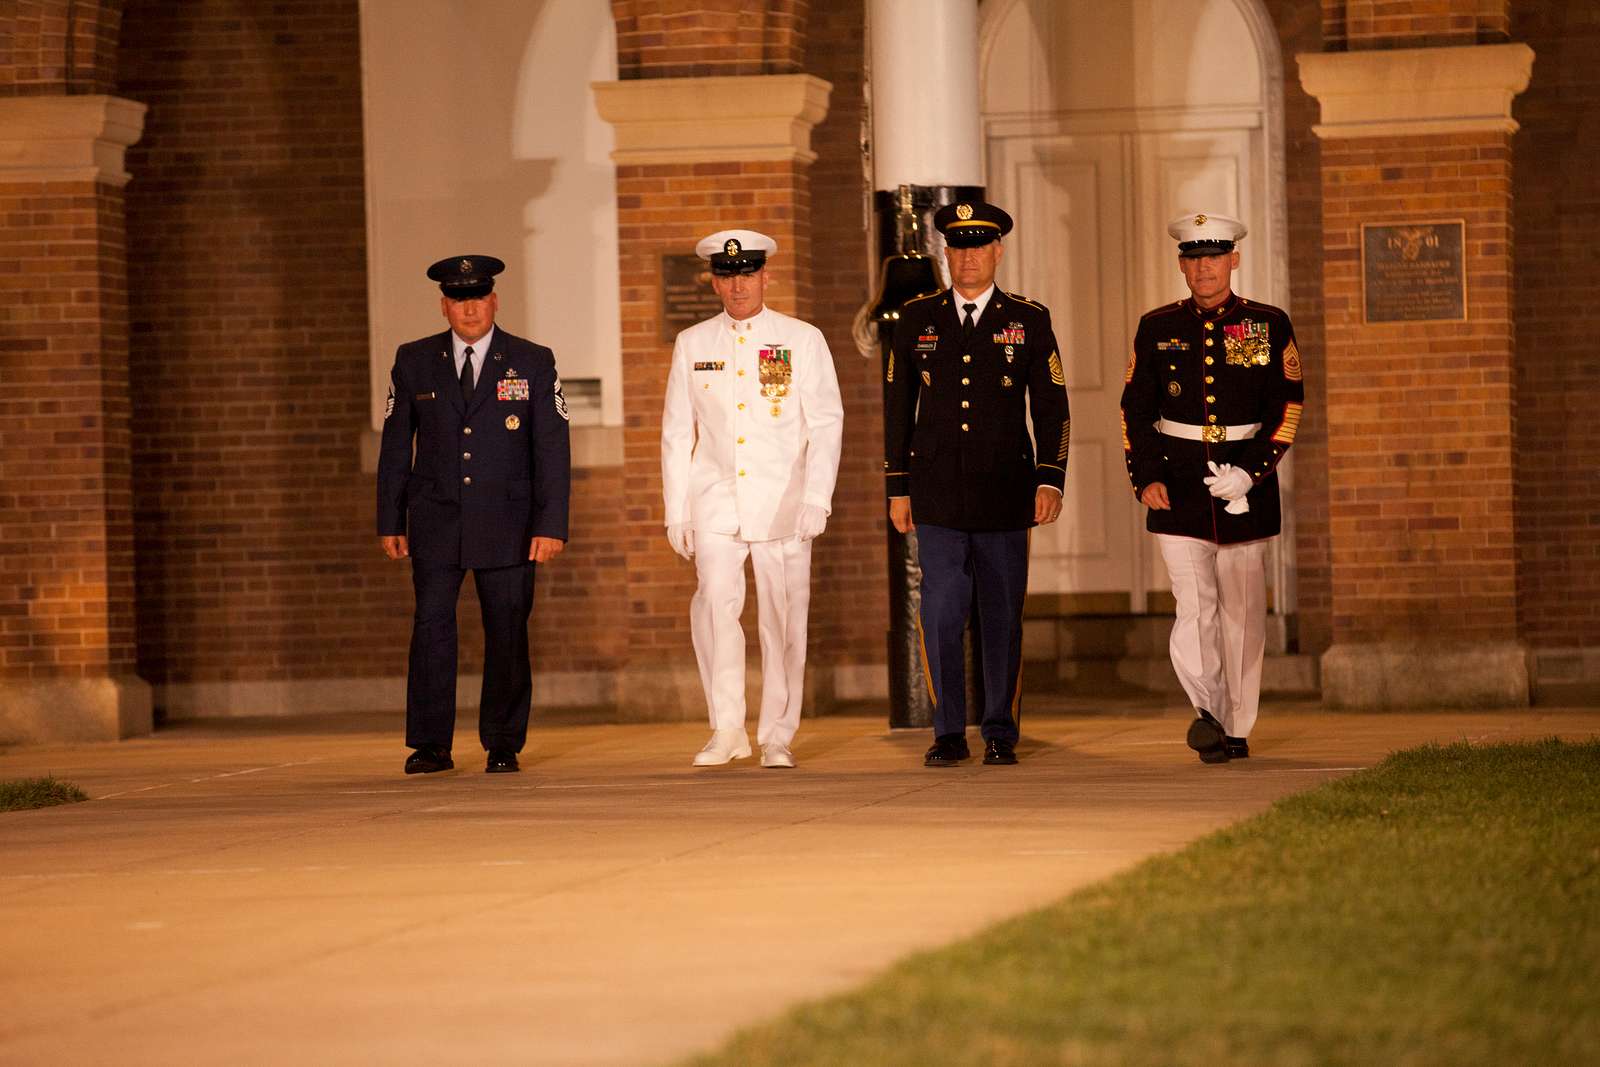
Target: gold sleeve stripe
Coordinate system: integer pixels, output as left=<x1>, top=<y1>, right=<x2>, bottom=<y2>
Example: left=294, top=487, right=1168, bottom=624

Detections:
left=1283, top=339, right=1303, bottom=382
left=886, top=351, right=895, bottom=383
left=1057, top=420, right=1070, bottom=462
left=1048, top=350, right=1064, bottom=386
left=1120, top=409, right=1131, bottom=451
left=1124, top=348, right=1136, bottom=383
left=1271, top=402, right=1303, bottom=445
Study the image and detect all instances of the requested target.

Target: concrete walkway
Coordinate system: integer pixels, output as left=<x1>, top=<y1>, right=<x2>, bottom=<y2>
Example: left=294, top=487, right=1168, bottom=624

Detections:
left=3, top=701, right=1597, bottom=1065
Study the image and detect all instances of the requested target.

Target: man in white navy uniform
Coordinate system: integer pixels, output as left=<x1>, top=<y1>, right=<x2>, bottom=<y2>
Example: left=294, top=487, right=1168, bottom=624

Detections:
left=661, top=229, right=845, bottom=769
left=377, top=255, right=571, bottom=776
left=1120, top=213, right=1305, bottom=764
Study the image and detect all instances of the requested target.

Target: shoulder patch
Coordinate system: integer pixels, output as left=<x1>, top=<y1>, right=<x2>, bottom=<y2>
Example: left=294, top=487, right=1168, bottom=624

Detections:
left=1139, top=301, right=1184, bottom=322
left=1004, top=291, right=1047, bottom=312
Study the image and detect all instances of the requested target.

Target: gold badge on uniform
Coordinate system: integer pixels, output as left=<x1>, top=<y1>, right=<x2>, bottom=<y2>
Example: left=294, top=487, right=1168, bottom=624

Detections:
left=459, top=259, right=473, bottom=273
left=1223, top=320, right=1271, bottom=367
left=921, top=370, right=932, bottom=386
left=1283, top=339, right=1303, bottom=382
left=505, top=415, right=521, bottom=430
left=1194, top=214, right=1207, bottom=226
left=1168, top=381, right=1181, bottom=397
left=956, top=203, right=974, bottom=220
left=758, top=347, right=791, bottom=411
left=1001, top=375, right=1013, bottom=388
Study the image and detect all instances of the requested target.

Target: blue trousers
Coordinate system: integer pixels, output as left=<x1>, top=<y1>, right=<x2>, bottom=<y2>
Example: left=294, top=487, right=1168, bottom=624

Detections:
left=406, top=558, right=536, bottom=752
left=915, top=524, right=1028, bottom=744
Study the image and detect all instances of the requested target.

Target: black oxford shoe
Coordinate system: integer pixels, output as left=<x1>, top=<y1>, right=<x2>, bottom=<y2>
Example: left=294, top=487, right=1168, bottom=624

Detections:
left=1225, top=736, right=1250, bottom=759
left=924, top=734, right=970, bottom=767
left=983, top=739, right=1018, bottom=765
left=486, top=749, right=520, bottom=773
left=404, top=746, right=453, bottom=775
left=1187, top=709, right=1229, bottom=764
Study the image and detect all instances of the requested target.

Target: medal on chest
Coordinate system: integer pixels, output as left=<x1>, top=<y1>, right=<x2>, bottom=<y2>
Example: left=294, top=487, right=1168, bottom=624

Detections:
left=759, top=347, right=791, bottom=417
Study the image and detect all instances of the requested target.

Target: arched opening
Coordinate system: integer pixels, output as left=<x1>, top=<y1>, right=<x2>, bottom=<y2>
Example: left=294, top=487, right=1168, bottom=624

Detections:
left=978, top=0, right=1293, bottom=622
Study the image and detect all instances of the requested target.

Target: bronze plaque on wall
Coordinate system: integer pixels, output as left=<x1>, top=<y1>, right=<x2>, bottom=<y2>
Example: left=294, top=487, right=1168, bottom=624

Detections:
left=661, top=254, right=722, bottom=342
left=1361, top=220, right=1467, bottom=324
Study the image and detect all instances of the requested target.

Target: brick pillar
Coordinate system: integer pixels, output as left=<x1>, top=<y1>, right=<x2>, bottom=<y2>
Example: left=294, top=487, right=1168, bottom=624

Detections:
left=595, top=19, right=830, bottom=718
left=0, top=94, right=151, bottom=741
left=1299, top=35, right=1534, bottom=707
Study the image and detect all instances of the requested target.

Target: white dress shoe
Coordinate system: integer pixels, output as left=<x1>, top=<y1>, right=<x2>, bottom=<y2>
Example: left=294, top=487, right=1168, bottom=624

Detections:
left=760, top=743, right=795, bottom=769
left=692, top=729, right=752, bottom=766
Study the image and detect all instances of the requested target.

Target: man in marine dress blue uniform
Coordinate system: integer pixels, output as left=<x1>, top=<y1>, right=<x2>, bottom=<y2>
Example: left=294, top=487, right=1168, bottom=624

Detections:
left=1120, top=212, right=1305, bottom=763
left=883, top=201, right=1071, bottom=767
left=377, top=255, right=571, bottom=775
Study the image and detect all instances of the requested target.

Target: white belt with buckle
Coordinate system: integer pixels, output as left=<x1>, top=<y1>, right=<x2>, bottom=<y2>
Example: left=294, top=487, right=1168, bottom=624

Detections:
left=1156, top=419, right=1261, bottom=444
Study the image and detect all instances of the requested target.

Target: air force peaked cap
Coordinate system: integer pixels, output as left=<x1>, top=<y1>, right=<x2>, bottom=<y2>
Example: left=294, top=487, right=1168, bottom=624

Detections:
left=426, top=254, right=506, bottom=299
left=1167, top=212, right=1247, bottom=257
left=933, top=201, right=1013, bottom=248
left=696, top=230, right=776, bottom=276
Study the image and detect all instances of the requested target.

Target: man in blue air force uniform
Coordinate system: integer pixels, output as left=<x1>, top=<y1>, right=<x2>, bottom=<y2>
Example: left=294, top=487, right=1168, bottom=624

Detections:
left=883, top=201, right=1071, bottom=768
left=1120, top=213, right=1305, bottom=764
left=377, top=255, right=571, bottom=775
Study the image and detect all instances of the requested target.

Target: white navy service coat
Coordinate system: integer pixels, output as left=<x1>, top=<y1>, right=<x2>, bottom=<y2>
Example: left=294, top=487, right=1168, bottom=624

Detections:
left=662, top=306, right=844, bottom=542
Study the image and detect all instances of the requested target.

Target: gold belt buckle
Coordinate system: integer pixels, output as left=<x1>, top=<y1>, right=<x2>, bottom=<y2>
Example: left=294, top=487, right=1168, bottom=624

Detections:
left=1202, top=424, right=1227, bottom=444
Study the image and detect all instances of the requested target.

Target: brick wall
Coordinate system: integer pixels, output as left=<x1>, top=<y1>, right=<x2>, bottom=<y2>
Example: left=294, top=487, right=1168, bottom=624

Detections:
left=803, top=0, right=883, bottom=669
left=1512, top=0, right=1600, bottom=647
left=1319, top=131, right=1519, bottom=643
left=1322, top=0, right=1510, bottom=50
left=117, top=2, right=413, bottom=690
left=0, top=0, right=122, bottom=96
left=613, top=0, right=807, bottom=79
left=0, top=180, right=138, bottom=681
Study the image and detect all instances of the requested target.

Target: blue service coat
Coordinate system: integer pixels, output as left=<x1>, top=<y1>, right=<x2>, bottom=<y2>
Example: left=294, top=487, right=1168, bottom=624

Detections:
left=376, top=328, right=571, bottom=569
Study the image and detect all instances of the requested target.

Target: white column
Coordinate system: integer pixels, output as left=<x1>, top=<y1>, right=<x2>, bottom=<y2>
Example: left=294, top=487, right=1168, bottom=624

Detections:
left=869, top=0, right=983, bottom=189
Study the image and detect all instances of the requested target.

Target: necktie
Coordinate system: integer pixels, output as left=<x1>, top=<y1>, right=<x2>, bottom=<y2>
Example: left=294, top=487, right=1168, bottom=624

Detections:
left=961, top=302, right=978, bottom=341
left=460, top=346, right=475, bottom=404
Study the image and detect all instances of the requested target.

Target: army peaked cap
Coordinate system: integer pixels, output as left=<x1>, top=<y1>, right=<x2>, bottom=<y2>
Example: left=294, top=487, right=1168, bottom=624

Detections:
left=934, top=201, right=1013, bottom=248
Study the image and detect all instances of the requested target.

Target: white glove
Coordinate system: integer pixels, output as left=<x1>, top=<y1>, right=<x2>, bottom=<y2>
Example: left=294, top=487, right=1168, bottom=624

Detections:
left=794, top=504, right=828, bottom=542
left=666, top=523, right=695, bottom=560
left=1204, top=462, right=1252, bottom=515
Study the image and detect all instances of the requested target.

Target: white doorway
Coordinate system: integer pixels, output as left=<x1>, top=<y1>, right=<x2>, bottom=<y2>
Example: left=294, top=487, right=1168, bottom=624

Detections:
left=979, top=0, right=1292, bottom=614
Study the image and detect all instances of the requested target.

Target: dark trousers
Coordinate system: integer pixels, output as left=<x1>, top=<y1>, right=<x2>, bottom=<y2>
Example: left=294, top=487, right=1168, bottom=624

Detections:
left=915, top=523, right=1028, bottom=744
left=406, top=558, right=536, bottom=752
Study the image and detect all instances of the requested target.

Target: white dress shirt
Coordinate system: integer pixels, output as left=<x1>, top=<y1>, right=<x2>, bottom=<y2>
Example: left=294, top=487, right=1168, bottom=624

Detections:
left=451, top=326, right=494, bottom=382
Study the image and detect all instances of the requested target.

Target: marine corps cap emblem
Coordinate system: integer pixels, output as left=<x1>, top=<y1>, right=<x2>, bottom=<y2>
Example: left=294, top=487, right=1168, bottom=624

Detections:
left=459, top=258, right=473, bottom=273
left=956, top=203, right=974, bottom=221
left=725, top=238, right=741, bottom=256
left=1194, top=214, right=1207, bottom=226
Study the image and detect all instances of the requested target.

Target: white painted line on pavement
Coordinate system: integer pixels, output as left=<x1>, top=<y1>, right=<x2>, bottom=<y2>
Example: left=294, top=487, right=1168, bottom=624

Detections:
left=95, top=759, right=324, bottom=800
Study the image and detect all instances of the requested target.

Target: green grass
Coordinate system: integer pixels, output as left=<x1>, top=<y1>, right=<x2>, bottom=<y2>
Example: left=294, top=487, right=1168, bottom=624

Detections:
left=688, top=739, right=1600, bottom=1067
left=0, top=776, right=88, bottom=812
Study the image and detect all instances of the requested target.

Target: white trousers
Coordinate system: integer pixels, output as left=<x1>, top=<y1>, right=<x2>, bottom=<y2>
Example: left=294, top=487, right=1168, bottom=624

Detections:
left=1155, top=534, right=1269, bottom=739
left=690, top=530, right=813, bottom=746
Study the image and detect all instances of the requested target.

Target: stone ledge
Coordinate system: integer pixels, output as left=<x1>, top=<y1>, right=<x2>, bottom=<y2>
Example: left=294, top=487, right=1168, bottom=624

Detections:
left=0, top=94, right=147, bottom=186
left=1321, top=641, right=1530, bottom=709
left=0, top=676, right=152, bottom=743
left=592, top=74, right=832, bottom=165
left=1297, top=43, right=1533, bottom=140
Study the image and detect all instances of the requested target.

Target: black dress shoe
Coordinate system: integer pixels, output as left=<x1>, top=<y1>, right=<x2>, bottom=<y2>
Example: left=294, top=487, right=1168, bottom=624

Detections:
left=485, top=749, right=520, bottom=773
left=982, top=738, right=1018, bottom=765
left=404, top=746, right=453, bottom=775
left=1225, top=736, right=1250, bottom=759
left=924, top=734, right=970, bottom=767
left=1187, top=709, right=1229, bottom=764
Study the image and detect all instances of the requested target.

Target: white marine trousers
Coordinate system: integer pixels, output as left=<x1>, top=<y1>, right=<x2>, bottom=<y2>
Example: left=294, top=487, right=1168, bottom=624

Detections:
left=690, top=530, right=813, bottom=747
left=1155, top=534, right=1270, bottom=739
